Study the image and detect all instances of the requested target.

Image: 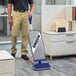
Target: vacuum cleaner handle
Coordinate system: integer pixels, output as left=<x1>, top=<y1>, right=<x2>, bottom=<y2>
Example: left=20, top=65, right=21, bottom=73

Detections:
left=28, top=16, right=33, bottom=30
left=29, top=16, right=32, bottom=24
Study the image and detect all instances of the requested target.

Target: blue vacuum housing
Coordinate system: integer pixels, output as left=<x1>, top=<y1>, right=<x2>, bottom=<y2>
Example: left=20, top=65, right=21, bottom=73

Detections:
left=28, top=16, right=32, bottom=24
left=33, top=60, right=50, bottom=70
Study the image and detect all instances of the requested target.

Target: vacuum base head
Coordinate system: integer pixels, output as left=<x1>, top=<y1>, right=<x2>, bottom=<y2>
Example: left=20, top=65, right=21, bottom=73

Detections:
left=33, top=62, right=50, bottom=71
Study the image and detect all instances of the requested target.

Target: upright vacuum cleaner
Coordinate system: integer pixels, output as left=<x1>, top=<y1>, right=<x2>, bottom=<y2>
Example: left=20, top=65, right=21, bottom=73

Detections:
left=28, top=16, right=50, bottom=70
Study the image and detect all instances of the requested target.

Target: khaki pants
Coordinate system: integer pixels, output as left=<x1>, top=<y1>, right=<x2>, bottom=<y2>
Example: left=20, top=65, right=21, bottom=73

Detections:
left=11, top=11, right=29, bottom=55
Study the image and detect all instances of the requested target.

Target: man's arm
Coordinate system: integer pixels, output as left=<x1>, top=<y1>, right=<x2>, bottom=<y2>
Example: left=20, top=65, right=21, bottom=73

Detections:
left=8, top=4, right=13, bottom=25
left=29, top=4, right=34, bottom=17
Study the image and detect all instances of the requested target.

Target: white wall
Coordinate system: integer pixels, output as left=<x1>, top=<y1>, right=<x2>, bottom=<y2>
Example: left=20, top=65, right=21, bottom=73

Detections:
left=32, top=14, right=41, bottom=31
left=55, top=0, right=66, bottom=4
left=42, top=5, right=66, bottom=32
left=32, top=0, right=72, bottom=32
left=0, top=6, right=7, bottom=14
left=46, top=0, right=55, bottom=5
left=71, top=0, right=76, bottom=5
left=45, top=0, right=71, bottom=5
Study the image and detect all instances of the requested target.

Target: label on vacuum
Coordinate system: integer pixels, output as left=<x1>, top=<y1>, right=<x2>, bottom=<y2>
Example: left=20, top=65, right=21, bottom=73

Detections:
left=32, top=33, right=41, bottom=53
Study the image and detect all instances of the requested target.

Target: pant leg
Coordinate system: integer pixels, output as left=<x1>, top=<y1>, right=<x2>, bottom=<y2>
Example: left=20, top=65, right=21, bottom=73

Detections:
left=11, top=11, right=21, bottom=54
left=11, top=36, right=17, bottom=54
left=21, top=12, right=29, bottom=55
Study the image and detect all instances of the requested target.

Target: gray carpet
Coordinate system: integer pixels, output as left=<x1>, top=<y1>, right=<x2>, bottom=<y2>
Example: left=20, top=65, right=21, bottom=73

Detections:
left=15, top=57, right=76, bottom=76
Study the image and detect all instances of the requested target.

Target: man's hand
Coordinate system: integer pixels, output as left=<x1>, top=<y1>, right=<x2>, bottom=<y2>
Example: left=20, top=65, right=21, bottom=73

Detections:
left=9, top=18, right=13, bottom=25
left=29, top=12, right=32, bottom=18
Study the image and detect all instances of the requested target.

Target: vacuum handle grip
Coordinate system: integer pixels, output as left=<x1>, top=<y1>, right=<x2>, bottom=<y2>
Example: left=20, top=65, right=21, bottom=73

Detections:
left=29, top=16, right=32, bottom=24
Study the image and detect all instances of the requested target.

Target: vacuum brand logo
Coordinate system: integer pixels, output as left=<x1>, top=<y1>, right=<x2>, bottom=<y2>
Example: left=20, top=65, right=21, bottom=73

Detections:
left=33, top=35, right=40, bottom=48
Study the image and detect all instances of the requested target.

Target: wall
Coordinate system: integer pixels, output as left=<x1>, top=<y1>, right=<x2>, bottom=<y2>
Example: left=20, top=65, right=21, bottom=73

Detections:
left=46, top=0, right=55, bottom=5
left=0, top=5, right=7, bottom=14
left=55, top=0, right=66, bottom=5
left=71, top=0, right=76, bottom=5
left=32, top=0, right=72, bottom=32
left=46, top=0, right=71, bottom=5
left=42, top=5, right=66, bottom=32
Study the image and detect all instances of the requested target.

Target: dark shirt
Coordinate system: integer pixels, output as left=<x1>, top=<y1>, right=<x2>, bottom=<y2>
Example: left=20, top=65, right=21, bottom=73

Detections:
left=8, top=0, right=33, bottom=11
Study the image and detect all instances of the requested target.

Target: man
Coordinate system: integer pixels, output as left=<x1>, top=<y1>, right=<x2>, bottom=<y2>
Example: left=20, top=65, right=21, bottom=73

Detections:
left=8, top=0, right=34, bottom=60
